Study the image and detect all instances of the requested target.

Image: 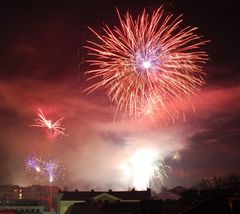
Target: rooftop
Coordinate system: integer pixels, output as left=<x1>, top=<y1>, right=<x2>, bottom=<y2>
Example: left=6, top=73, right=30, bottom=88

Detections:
left=60, top=189, right=151, bottom=201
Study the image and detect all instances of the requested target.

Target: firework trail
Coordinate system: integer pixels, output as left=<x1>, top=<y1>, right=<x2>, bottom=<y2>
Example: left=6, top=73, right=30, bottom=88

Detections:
left=150, top=156, right=172, bottom=193
left=30, top=109, right=65, bottom=139
left=45, top=161, right=59, bottom=183
left=25, top=155, right=65, bottom=184
left=85, top=7, right=209, bottom=120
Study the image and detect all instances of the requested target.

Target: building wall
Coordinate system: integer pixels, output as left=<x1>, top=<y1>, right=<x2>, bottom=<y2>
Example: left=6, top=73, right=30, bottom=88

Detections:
left=0, top=185, right=60, bottom=201
left=0, top=185, right=60, bottom=211
left=58, top=198, right=141, bottom=214
left=0, top=205, right=44, bottom=214
left=57, top=190, right=150, bottom=214
left=59, top=201, right=84, bottom=214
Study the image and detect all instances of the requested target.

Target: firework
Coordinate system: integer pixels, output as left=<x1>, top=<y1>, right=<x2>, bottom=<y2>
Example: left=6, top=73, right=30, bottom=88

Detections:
left=85, top=7, right=208, bottom=119
left=25, top=155, right=65, bottom=184
left=45, top=161, right=58, bottom=183
left=26, top=156, right=43, bottom=181
left=171, top=152, right=181, bottom=161
left=120, top=149, right=170, bottom=190
left=150, top=156, right=172, bottom=193
left=30, top=109, right=65, bottom=139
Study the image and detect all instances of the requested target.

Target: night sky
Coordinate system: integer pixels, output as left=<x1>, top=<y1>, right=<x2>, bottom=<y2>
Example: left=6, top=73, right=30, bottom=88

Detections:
left=0, top=0, right=239, bottom=190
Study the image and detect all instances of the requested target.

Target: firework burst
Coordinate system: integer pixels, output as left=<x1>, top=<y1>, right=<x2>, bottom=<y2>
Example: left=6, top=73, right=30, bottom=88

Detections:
left=85, top=7, right=209, bottom=120
left=25, top=155, right=65, bottom=184
left=30, top=109, right=65, bottom=139
left=120, top=149, right=170, bottom=191
left=150, top=156, right=172, bottom=193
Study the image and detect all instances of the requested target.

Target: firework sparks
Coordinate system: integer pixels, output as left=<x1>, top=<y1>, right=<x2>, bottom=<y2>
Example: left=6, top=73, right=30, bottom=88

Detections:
left=45, top=161, right=58, bottom=183
left=171, top=152, right=181, bottom=161
left=25, top=155, right=65, bottom=184
left=30, top=109, right=65, bottom=139
left=26, top=156, right=42, bottom=177
left=85, top=7, right=209, bottom=120
left=151, top=156, right=172, bottom=193
left=120, top=149, right=170, bottom=191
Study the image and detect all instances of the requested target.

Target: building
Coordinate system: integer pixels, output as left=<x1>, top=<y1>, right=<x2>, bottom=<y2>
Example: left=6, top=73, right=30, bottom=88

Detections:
left=0, top=185, right=60, bottom=211
left=57, top=189, right=151, bottom=214
left=65, top=200, right=163, bottom=214
left=0, top=186, right=21, bottom=200
left=0, top=199, right=45, bottom=214
left=152, top=190, right=181, bottom=201
left=169, top=186, right=186, bottom=196
left=0, top=185, right=60, bottom=201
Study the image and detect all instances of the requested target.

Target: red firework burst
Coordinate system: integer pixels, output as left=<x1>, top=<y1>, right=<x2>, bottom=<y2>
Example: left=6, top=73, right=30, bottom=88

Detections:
left=30, top=109, right=65, bottom=139
left=85, top=6, right=209, bottom=120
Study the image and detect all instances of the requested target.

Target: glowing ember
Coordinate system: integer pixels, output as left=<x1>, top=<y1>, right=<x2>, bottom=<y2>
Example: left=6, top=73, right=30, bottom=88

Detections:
left=172, top=152, right=181, bottom=161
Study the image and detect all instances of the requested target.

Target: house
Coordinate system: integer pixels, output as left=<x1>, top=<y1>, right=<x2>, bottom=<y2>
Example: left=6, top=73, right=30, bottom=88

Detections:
left=57, top=189, right=151, bottom=214
left=0, top=199, right=45, bottom=214
left=152, top=190, right=181, bottom=201
left=0, top=185, right=60, bottom=211
left=65, top=200, right=163, bottom=214
left=169, top=186, right=186, bottom=196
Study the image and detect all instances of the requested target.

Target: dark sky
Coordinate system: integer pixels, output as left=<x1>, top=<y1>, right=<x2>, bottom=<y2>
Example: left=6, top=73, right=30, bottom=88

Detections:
left=0, top=0, right=239, bottom=190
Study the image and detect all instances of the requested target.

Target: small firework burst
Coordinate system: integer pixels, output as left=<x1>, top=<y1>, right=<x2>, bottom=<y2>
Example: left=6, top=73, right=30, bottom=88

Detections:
left=25, top=154, right=65, bottom=184
left=30, top=109, right=65, bottom=139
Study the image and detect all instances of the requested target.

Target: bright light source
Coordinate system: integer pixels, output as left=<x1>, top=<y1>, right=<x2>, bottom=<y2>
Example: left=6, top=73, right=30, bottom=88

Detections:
left=35, top=166, right=41, bottom=172
left=142, top=61, right=151, bottom=69
left=130, top=149, right=157, bottom=189
left=120, top=149, right=158, bottom=190
left=172, top=152, right=181, bottom=161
